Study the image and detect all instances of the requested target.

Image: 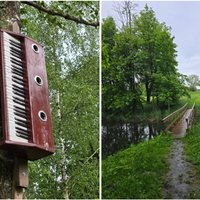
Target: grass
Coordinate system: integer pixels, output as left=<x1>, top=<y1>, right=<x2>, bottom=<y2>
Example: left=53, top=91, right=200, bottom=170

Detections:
left=102, top=91, right=200, bottom=199
left=102, top=133, right=173, bottom=199
left=182, top=91, right=200, bottom=197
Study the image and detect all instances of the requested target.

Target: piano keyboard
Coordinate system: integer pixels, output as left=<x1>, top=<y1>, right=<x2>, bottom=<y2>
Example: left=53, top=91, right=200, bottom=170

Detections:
left=3, top=32, right=30, bottom=142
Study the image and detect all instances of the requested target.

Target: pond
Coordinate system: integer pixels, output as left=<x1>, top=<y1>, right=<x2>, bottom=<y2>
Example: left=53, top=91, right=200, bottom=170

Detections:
left=102, top=120, right=162, bottom=159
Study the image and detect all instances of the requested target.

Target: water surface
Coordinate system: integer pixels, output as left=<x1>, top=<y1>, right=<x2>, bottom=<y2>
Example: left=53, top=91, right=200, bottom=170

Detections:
left=102, top=120, right=161, bottom=159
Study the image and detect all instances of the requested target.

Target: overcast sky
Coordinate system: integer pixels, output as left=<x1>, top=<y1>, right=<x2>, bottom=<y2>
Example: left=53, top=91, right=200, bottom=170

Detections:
left=102, top=1, right=200, bottom=77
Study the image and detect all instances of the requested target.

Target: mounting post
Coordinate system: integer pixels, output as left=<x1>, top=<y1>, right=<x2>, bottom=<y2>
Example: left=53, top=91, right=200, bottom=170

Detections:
left=12, top=157, right=28, bottom=199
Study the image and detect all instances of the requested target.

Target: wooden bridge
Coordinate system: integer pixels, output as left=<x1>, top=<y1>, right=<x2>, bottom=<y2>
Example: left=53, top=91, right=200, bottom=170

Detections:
left=162, top=103, right=195, bottom=138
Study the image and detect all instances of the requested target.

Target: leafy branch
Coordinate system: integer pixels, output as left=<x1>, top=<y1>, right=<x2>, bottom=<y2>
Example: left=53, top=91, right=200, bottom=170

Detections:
left=22, top=1, right=99, bottom=27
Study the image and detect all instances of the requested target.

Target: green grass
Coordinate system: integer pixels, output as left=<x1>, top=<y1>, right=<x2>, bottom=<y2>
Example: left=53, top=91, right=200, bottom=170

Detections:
left=102, top=133, right=173, bottom=199
left=182, top=91, right=200, bottom=197
left=182, top=122, right=200, bottom=198
left=180, top=91, right=200, bottom=106
left=102, top=91, right=200, bottom=199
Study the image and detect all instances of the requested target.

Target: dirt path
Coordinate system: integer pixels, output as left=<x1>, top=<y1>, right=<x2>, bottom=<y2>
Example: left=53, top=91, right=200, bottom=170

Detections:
left=163, top=139, right=200, bottom=199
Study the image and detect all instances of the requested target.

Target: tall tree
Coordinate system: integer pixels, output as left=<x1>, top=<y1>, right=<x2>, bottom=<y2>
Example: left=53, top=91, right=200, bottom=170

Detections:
left=134, top=5, right=178, bottom=104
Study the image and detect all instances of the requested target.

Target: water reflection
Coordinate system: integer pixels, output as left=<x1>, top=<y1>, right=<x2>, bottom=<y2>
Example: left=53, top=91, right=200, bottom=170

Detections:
left=102, top=121, right=161, bottom=159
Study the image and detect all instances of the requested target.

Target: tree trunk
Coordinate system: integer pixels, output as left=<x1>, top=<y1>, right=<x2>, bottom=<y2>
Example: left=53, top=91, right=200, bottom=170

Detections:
left=0, top=2, right=21, bottom=198
left=145, top=81, right=151, bottom=104
left=56, top=92, right=69, bottom=199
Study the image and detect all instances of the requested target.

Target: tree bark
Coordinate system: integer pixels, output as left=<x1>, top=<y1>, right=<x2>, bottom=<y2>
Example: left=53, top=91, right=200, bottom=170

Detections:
left=56, top=92, right=69, bottom=199
left=0, top=2, right=21, bottom=198
left=145, top=81, right=151, bottom=104
left=22, top=1, right=99, bottom=27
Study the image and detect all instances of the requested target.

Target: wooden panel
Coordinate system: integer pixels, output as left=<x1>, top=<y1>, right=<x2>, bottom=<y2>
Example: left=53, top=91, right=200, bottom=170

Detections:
left=25, top=38, right=54, bottom=153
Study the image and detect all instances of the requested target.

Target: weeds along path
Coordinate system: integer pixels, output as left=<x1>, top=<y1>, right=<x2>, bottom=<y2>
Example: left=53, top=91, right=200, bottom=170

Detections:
left=163, top=139, right=200, bottom=198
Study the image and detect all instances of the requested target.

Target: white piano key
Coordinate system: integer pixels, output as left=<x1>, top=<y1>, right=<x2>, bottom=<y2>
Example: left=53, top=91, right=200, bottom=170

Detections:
left=4, top=32, right=21, bottom=44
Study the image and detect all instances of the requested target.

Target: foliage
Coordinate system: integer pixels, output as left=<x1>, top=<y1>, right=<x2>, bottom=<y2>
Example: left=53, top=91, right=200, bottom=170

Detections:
left=102, top=4, right=188, bottom=118
left=22, top=1, right=99, bottom=27
left=102, top=133, right=173, bottom=199
left=102, top=17, right=117, bottom=54
left=20, top=2, right=99, bottom=199
left=186, top=74, right=200, bottom=91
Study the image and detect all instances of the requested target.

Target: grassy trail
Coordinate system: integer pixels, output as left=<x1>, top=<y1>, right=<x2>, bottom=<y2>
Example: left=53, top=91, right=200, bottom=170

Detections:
left=163, top=139, right=200, bottom=198
left=162, top=91, right=200, bottom=198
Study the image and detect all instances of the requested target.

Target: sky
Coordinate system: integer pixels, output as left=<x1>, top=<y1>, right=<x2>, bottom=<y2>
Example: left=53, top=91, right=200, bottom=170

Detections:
left=102, top=1, right=200, bottom=77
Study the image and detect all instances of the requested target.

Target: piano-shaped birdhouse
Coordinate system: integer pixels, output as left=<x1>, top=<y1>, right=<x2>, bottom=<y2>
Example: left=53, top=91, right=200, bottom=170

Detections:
left=0, top=29, right=55, bottom=160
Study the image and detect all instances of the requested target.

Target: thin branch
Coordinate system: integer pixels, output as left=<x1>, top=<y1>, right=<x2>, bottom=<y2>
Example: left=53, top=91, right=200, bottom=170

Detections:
left=84, top=148, right=99, bottom=163
left=22, top=1, right=99, bottom=27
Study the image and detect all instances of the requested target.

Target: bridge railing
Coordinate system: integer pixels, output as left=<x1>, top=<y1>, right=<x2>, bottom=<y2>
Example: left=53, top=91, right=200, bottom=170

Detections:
left=186, top=103, right=195, bottom=129
left=161, top=103, right=188, bottom=131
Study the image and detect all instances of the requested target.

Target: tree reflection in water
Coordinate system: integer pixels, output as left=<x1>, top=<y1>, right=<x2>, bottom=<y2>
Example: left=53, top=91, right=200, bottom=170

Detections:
left=102, top=121, right=161, bottom=159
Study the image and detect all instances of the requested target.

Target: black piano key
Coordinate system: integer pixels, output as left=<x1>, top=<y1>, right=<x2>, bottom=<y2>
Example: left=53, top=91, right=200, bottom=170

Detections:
left=14, top=112, right=27, bottom=119
left=12, top=83, right=27, bottom=92
left=16, top=120, right=28, bottom=128
left=12, top=75, right=26, bottom=82
left=12, top=86, right=26, bottom=94
left=15, top=117, right=29, bottom=125
left=14, top=105, right=29, bottom=112
left=12, top=78, right=24, bottom=85
left=16, top=131, right=29, bottom=139
left=15, top=119, right=29, bottom=127
left=13, top=90, right=25, bottom=98
left=16, top=133, right=29, bottom=140
left=11, top=55, right=23, bottom=62
left=11, top=58, right=23, bottom=66
left=14, top=97, right=29, bottom=104
left=14, top=107, right=27, bottom=115
left=10, top=46, right=22, bottom=54
left=10, top=45, right=22, bottom=52
left=16, top=127, right=30, bottom=135
left=10, top=52, right=22, bottom=60
left=14, top=108, right=27, bottom=116
left=13, top=99, right=26, bottom=107
left=9, top=39, right=21, bottom=48
left=16, top=130, right=29, bottom=136
left=11, top=68, right=24, bottom=77
left=11, top=64, right=23, bottom=70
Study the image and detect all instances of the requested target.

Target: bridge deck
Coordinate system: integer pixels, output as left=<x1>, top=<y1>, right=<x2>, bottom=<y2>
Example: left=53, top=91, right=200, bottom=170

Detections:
left=171, top=109, right=192, bottom=138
